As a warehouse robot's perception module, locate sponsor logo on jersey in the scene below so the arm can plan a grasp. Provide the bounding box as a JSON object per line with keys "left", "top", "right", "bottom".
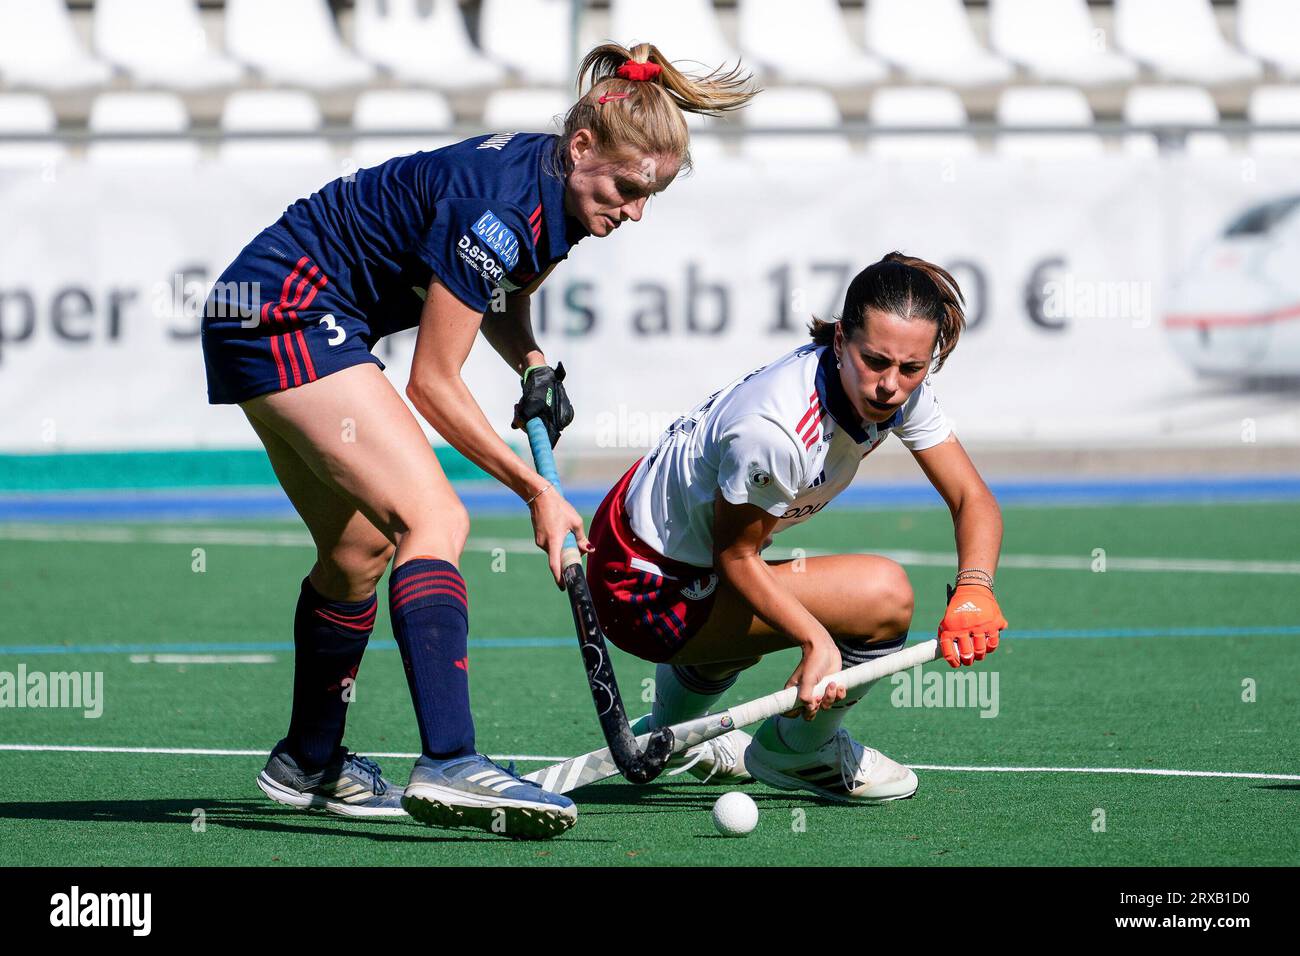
{"left": 780, "top": 500, "right": 828, "bottom": 521}
{"left": 681, "top": 573, "right": 719, "bottom": 601}
{"left": 476, "top": 132, "right": 518, "bottom": 151}
{"left": 456, "top": 234, "right": 505, "bottom": 282}
{"left": 748, "top": 465, "right": 772, "bottom": 489}
{"left": 471, "top": 211, "right": 520, "bottom": 270}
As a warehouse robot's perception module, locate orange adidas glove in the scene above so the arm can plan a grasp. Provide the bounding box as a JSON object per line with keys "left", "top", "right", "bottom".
{"left": 937, "top": 583, "right": 1007, "bottom": 668}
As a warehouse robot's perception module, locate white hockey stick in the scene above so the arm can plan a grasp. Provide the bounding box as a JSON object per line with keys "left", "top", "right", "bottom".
{"left": 523, "top": 638, "right": 939, "bottom": 794}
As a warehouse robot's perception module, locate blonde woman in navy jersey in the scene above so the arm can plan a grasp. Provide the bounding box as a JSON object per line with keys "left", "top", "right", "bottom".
{"left": 585, "top": 254, "right": 1009, "bottom": 803}
{"left": 200, "top": 44, "right": 756, "bottom": 838}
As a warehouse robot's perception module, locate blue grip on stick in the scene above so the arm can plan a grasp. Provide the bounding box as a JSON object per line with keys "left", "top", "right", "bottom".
{"left": 525, "top": 417, "right": 578, "bottom": 554}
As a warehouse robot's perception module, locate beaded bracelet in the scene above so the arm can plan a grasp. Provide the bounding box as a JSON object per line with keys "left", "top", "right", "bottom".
{"left": 956, "top": 568, "right": 995, "bottom": 591}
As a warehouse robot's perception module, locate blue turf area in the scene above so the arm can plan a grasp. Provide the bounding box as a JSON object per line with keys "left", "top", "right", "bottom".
{"left": 3, "top": 474, "right": 1300, "bottom": 521}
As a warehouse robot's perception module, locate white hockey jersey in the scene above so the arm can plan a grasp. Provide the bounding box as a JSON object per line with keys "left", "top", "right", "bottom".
{"left": 623, "top": 344, "right": 951, "bottom": 567}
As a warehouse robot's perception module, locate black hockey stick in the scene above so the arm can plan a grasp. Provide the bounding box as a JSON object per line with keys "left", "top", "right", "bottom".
{"left": 526, "top": 418, "right": 674, "bottom": 783}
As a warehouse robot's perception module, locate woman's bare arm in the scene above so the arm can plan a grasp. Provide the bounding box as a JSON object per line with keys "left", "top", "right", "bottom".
{"left": 910, "top": 432, "right": 1003, "bottom": 578}
{"left": 405, "top": 277, "right": 545, "bottom": 499}
{"left": 713, "top": 494, "right": 844, "bottom": 716}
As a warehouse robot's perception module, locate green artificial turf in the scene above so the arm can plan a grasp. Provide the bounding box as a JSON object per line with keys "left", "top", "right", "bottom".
{"left": 0, "top": 501, "right": 1297, "bottom": 866}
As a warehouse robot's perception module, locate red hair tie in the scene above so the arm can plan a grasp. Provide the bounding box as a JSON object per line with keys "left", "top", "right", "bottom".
{"left": 616, "top": 61, "right": 662, "bottom": 82}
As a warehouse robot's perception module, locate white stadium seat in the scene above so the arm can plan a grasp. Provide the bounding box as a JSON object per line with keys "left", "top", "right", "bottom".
{"left": 219, "top": 90, "right": 331, "bottom": 165}
{"left": 481, "top": 89, "right": 570, "bottom": 133}
{"left": 740, "top": 87, "right": 850, "bottom": 159}
{"left": 1115, "top": 0, "right": 1262, "bottom": 86}
{"left": 738, "top": 0, "right": 888, "bottom": 88}
{"left": 87, "top": 92, "right": 200, "bottom": 166}
{"left": 610, "top": 0, "right": 740, "bottom": 75}
{"left": 351, "top": 90, "right": 456, "bottom": 168}
{"left": 997, "top": 86, "right": 1104, "bottom": 158}
{"left": 355, "top": 0, "right": 504, "bottom": 90}
{"left": 868, "top": 86, "right": 977, "bottom": 158}
{"left": 0, "top": 0, "right": 112, "bottom": 90}
{"left": 93, "top": 0, "right": 243, "bottom": 90}
{"left": 1123, "top": 86, "right": 1230, "bottom": 157}
{"left": 865, "top": 0, "right": 1014, "bottom": 88}
{"left": 480, "top": 0, "right": 573, "bottom": 86}
{"left": 225, "top": 0, "right": 375, "bottom": 90}
{"left": 989, "top": 0, "right": 1137, "bottom": 87}
{"left": 1238, "top": 0, "right": 1300, "bottom": 79}
{"left": 1248, "top": 86, "right": 1300, "bottom": 156}
{"left": 0, "top": 93, "right": 68, "bottom": 168}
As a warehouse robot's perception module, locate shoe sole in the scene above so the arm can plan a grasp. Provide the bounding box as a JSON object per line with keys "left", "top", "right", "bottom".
{"left": 746, "top": 759, "right": 919, "bottom": 804}
{"left": 402, "top": 782, "right": 577, "bottom": 840}
{"left": 256, "top": 771, "right": 408, "bottom": 818}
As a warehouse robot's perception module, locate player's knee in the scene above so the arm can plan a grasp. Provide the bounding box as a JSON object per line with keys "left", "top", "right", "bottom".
{"left": 841, "top": 558, "right": 913, "bottom": 644}
{"left": 321, "top": 538, "right": 394, "bottom": 597}
{"left": 875, "top": 560, "right": 914, "bottom": 640}
{"left": 397, "top": 500, "right": 471, "bottom": 562}
{"left": 446, "top": 502, "right": 471, "bottom": 555}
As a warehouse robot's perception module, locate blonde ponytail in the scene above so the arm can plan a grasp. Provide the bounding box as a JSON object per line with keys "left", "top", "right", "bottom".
{"left": 560, "top": 41, "right": 758, "bottom": 172}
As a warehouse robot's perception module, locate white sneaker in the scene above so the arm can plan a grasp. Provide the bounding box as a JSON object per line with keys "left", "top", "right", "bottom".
{"left": 746, "top": 724, "right": 918, "bottom": 803}
{"left": 630, "top": 713, "right": 753, "bottom": 784}
{"left": 668, "top": 729, "right": 754, "bottom": 784}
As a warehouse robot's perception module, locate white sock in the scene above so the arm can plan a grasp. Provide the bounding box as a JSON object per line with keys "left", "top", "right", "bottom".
{"left": 648, "top": 663, "right": 743, "bottom": 729}
{"left": 772, "top": 636, "right": 906, "bottom": 752}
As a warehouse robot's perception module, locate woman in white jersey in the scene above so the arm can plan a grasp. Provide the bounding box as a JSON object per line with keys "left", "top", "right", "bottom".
{"left": 585, "top": 252, "right": 1008, "bottom": 803}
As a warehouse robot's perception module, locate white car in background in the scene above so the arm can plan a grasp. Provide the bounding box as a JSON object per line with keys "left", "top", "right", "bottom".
{"left": 1164, "top": 194, "right": 1300, "bottom": 380}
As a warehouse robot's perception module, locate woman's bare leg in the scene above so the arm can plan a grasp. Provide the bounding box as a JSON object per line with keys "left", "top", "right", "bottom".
{"left": 637, "top": 553, "right": 915, "bottom": 762}
{"left": 242, "top": 363, "right": 470, "bottom": 567}
{"left": 670, "top": 553, "right": 915, "bottom": 671}
{"left": 244, "top": 415, "right": 393, "bottom": 603}
{"left": 241, "top": 364, "right": 476, "bottom": 762}
{"left": 239, "top": 397, "right": 400, "bottom": 774}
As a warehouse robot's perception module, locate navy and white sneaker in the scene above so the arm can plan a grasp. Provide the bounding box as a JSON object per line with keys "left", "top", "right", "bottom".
{"left": 256, "top": 741, "right": 406, "bottom": 817}
{"left": 402, "top": 753, "right": 577, "bottom": 839}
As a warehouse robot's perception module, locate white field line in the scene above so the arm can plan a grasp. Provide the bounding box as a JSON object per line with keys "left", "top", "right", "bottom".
{"left": 907, "top": 764, "right": 1300, "bottom": 781}
{"left": 0, "top": 744, "right": 565, "bottom": 761}
{"left": 4, "top": 524, "right": 1300, "bottom": 576}
{"left": 0, "top": 743, "right": 1296, "bottom": 781}
{"left": 129, "top": 654, "right": 276, "bottom": 665}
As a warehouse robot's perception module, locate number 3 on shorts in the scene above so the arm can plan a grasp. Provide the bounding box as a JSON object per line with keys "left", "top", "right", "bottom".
{"left": 318, "top": 314, "right": 346, "bottom": 346}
